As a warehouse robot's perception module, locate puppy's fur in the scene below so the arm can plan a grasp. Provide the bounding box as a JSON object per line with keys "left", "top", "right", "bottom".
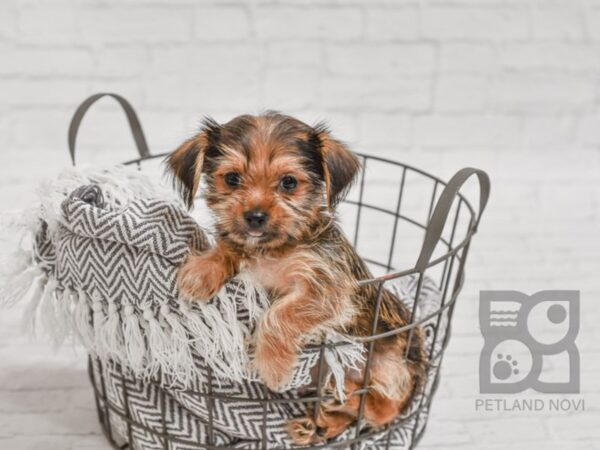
{"left": 166, "top": 113, "right": 426, "bottom": 444}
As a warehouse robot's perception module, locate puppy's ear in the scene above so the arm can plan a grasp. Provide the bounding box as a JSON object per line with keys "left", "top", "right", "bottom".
{"left": 315, "top": 125, "right": 361, "bottom": 207}
{"left": 165, "top": 118, "right": 220, "bottom": 208}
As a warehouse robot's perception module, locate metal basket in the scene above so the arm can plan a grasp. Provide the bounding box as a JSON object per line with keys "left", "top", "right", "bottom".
{"left": 70, "top": 94, "right": 490, "bottom": 450}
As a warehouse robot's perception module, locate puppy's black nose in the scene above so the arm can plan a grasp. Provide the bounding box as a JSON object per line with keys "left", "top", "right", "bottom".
{"left": 244, "top": 210, "right": 268, "bottom": 229}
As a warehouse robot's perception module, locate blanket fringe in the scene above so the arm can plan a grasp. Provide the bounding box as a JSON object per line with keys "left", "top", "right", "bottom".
{"left": 323, "top": 335, "right": 366, "bottom": 402}
{"left": 74, "top": 288, "right": 95, "bottom": 351}
{"left": 40, "top": 280, "right": 65, "bottom": 348}
{"left": 91, "top": 291, "right": 106, "bottom": 359}
{"left": 0, "top": 266, "right": 39, "bottom": 308}
{"left": 160, "top": 302, "right": 194, "bottom": 384}
{"left": 20, "top": 273, "right": 47, "bottom": 336}
{"left": 142, "top": 301, "right": 171, "bottom": 380}
{"left": 123, "top": 299, "right": 147, "bottom": 373}
{"left": 101, "top": 298, "right": 125, "bottom": 361}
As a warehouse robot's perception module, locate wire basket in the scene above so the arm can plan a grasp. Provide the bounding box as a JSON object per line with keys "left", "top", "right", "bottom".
{"left": 71, "top": 94, "right": 490, "bottom": 450}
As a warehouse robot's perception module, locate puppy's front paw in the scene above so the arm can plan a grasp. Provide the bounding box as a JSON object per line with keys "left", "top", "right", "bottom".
{"left": 288, "top": 417, "right": 320, "bottom": 446}
{"left": 253, "top": 336, "right": 297, "bottom": 392}
{"left": 177, "top": 254, "right": 226, "bottom": 302}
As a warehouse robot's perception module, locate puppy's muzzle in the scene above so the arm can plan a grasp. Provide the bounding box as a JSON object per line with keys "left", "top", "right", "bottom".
{"left": 244, "top": 210, "right": 269, "bottom": 229}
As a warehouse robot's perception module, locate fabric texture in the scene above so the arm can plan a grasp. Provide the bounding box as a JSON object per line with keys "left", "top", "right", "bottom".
{"left": 1, "top": 167, "right": 447, "bottom": 449}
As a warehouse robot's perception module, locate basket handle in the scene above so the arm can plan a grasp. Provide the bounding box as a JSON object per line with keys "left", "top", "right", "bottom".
{"left": 68, "top": 93, "right": 150, "bottom": 165}
{"left": 415, "top": 167, "right": 490, "bottom": 272}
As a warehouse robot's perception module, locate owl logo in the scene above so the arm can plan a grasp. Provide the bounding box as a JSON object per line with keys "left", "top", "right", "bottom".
{"left": 479, "top": 290, "right": 579, "bottom": 394}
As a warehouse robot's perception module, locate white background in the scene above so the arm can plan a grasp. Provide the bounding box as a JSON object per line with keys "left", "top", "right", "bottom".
{"left": 0, "top": 1, "right": 599, "bottom": 449}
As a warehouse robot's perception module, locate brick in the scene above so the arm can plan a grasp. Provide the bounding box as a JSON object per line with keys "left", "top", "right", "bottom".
{"left": 422, "top": 6, "right": 529, "bottom": 40}
{"left": 498, "top": 43, "right": 600, "bottom": 72}
{"left": 0, "top": 79, "right": 89, "bottom": 107}
{"left": 0, "top": 47, "right": 94, "bottom": 76}
{"left": 0, "top": 112, "right": 11, "bottom": 150}
{"left": 145, "top": 75, "right": 188, "bottom": 108}
{"left": 17, "top": 5, "right": 78, "bottom": 44}
{"left": 576, "top": 113, "right": 600, "bottom": 147}
{"left": 326, "top": 43, "right": 436, "bottom": 77}
{"left": 0, "top": 349, "right": 91, "bottom": 391}
{"left": 0, "top": 390, "right": 69, "bottom": 413}
{"left": 523, "top": 115, "right": 577, "bottom": 150}
{"left": 584, "top": 6, "right": 600, "bottom": 40}
{"left": 547, "top": 414, "right": 600, "bottom": 440}
{"left": 492, "top": 148, "right": 599, "bottom": 182}
{"left": 440, "top": 43, "right": 496, "bottom": 73}
{"left": 0, "top": 409, "right": 99, "bottom": 437}
{"left": 0, "top": 1, "right": 16, "bottom": 40}
{"left": 532, "top": 3, "right": 585, "bottom": 39}
{"left": 266, "top": 42, "right": 323, "bottom": 67}
{"left": 414, "top": 114, "right": 520, "bottom": 148}
{"left": 80, "top": 7, "right": 193, "bottom": 44}
{"left": 419, "top": 418, "right": 471, "bottom": 446}
{"left": 151, "top": 44, "right": 261, "bottom": 76}
{"left": 358, "top": 113, "right": 412, "bottom": 148}
{"left": 364, "top": 7, "right": 420, "bottom": 40}
{"left": 538, "top": 184, "right": 595, "bottom": 218}
{"left": 295, "top": 111, "right": 359, "bottom": 143}
{"left": 491, "top": 73, "right": 596, "bottom": 113}
{"left": 150, "top": 44, "right": 262, "bottom": 111}
{"left": 71, "top": 435, "right": 112, "bottom": 449}
{"left": 319, "top": 76, "right": 431, "bottom": 112}
{"left": 10, "top": 107, "right": 126, "bottom": 157}
{"left": 194, "top": 6, "right": 250, "bottom": 41}
{"left": 434, "top": 74, "right": 488, "bottom": 112}
{"left": 187, "top": 74, "right": 260, "bottom": 112}
{"left": 467, "top": 418, "right": 548, "bottom": 444}
{"left": 130, "top": 110, "right": 188, "bottom": 151}
{"left": 95, "top": 46, "right": 149, "bottom": 77}
{"left": 0, "top": 436, "right": 76, "bottom": 450}
{"left": 254, "top": 6, "right": 362, "bottom": 40}
{"left": 263, "top": 67, "right": 319, "bottom": 110}
{"left": 89, "top": 79, "right": 145, "bottom": 106}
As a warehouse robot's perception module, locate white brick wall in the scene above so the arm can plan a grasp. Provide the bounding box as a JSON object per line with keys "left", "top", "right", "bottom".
{"left": 1, "top": 1, "right": 599, "bottom": 449}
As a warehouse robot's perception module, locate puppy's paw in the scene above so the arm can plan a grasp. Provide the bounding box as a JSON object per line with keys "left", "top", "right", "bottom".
{"left": 288, "top": 417, "right": 326, "bottom": 446}
{"left": 177, "top": 254, "right": 226, "bottom": 302}
{"left": 253, "top": 337, "right": 297, "bottom": 392}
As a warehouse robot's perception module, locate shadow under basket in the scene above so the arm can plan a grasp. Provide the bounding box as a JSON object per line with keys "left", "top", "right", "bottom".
{"left": 69, "top": 94, "right": 490, "bottom": 450}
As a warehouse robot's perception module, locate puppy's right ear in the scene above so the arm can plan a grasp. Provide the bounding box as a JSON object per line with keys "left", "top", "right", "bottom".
{"left": 165, "top": 119, "right": 219, "bottom": 208}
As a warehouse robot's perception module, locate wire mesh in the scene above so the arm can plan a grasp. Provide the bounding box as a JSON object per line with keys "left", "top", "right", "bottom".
{"left": 88, "top": 152, "right": 481, "bottom": 450}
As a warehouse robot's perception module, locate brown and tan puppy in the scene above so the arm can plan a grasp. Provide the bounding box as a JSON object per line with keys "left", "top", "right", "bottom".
{"left": 166, "top": 113, "right": 427, "bottom": 445}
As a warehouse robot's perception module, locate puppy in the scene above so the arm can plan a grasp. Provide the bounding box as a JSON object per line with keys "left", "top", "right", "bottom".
{"left": 166, "top": 113, "right": 427, "bottom": 444}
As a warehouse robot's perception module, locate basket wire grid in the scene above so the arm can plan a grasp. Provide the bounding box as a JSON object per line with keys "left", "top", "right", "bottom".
{"left": 69, "top": 94, "right": 489, "bottom": 450}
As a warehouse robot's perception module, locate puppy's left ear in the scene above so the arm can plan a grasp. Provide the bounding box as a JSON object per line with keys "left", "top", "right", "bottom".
{"left": 316, "top": 126, "right": 361, "bottom": 207}
{"left": 165, "top": 134, "right": 208, "bottom": 208}
{"left": 166, "top": 118, "right": 221, "bottom": 208}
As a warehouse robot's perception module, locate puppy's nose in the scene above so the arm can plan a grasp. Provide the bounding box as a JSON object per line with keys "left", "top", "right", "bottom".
{"left": 244, "top": 210, "right": 269, "bottom": 229}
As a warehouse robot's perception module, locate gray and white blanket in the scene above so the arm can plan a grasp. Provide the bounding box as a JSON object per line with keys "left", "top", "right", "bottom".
{"left": 0, "top": 167, "right": 446, "bottom": 449}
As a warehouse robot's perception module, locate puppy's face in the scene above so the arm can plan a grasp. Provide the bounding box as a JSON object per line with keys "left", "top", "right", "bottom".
{"left": 167, "top": 113, "right": 360, "bottom": 253}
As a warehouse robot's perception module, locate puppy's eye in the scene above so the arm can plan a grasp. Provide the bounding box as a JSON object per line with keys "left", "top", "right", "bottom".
{"left": 224, "top": 172, "right": 241, "bottom": 187}
{"left": 280, "top": 175, "right": 298, "bottom": 193}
